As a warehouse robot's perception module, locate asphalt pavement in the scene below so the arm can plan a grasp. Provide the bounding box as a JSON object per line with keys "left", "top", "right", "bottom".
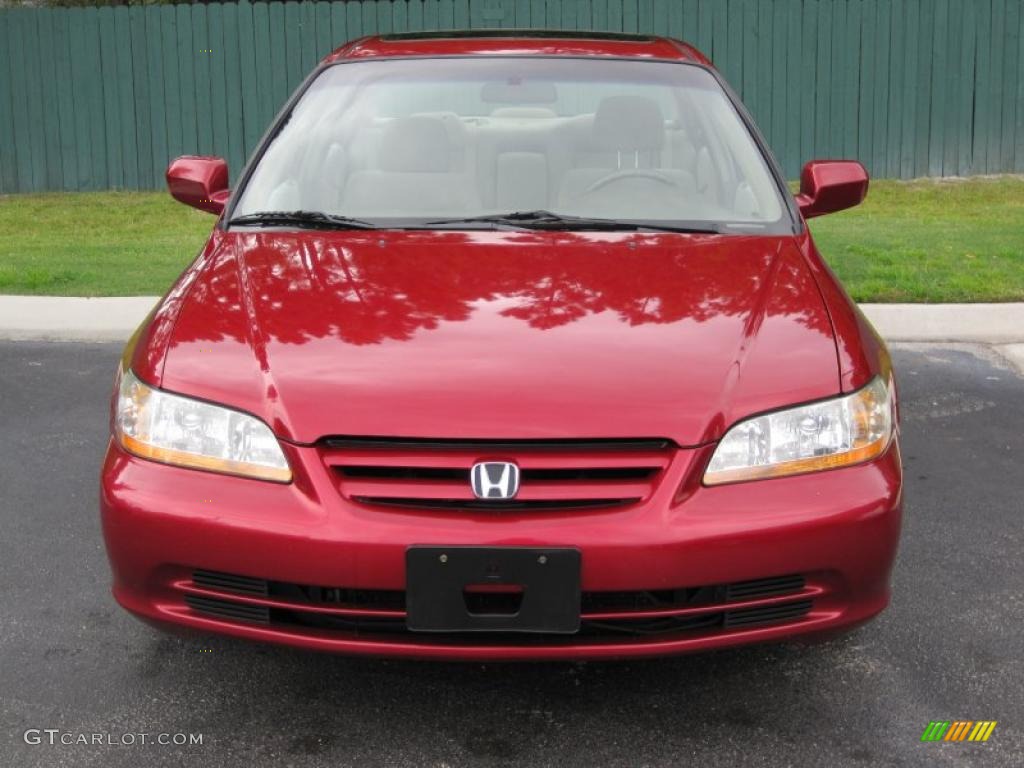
{"left": 1, "top": 341, "right": 1022, "bottom": 768}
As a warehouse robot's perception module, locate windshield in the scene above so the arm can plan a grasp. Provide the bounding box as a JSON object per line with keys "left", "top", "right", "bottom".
{"left": 232, "top": 57, "right": 789, "bottom": 232}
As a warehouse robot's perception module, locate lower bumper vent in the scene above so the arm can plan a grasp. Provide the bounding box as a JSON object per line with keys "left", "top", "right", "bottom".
{"left": 185, "top": 595, "right": 269, "bottom": 624}
{"left": 726, "top": 574, "right": 806, "bottom": 601}
{"left": 723, "top": 599, "right": 814, "bottom": 628}
{"left": 193, "top": 569, "right": 268, "bottom": 596}
{"left": 182, "top": 569, "right": 814, "bottom": 641}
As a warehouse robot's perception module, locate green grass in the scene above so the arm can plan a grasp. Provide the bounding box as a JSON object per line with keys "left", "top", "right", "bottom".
{"left": 1, "top": 177, "right": 1023, "bottom": 300}
{"left": 0, "top": 191, "right": 212, "bottom": 296}
{"left": 807, "top": 176, "right": 1024, "bottom": 302}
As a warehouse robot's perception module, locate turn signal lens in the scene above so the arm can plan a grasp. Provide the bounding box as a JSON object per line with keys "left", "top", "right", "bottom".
{"left": 704, "top": 377, "right": 893, "bottom": 485}
{"left": 114, "top": 369, "right": 292, "bottom": 483}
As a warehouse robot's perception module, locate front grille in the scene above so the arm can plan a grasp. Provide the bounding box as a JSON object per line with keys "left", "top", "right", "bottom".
{"left": 320, "top": 437, "right": 674, "bottom": 512}
{"left": 339, "top": 466, "right": 657, "bottom": 481}
{"left": 182, "top": 570, "right": 815, "bottom": 643}
{"left": 355, "top": 497, "right": 639, "bottom": 511}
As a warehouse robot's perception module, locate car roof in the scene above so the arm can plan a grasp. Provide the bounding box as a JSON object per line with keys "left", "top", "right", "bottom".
{"left": 323, "top": 30, "right": 711, "bottom": 66}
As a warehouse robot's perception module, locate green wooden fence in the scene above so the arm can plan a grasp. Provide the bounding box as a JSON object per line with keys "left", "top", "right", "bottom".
{"left": 1, "top": 0, "right": 1022, "bottom": 193}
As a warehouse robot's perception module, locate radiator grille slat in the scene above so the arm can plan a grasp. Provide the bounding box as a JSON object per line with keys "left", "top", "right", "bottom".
{"left": 322, "top": 437, "right": 673, "bottom": 452}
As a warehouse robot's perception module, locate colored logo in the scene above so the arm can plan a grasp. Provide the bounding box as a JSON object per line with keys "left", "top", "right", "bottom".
{"left": 921, "top": 721, "right": 997, "bottom": 742}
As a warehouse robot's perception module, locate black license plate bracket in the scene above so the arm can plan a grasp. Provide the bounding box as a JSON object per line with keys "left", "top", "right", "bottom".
{"left": 405, "top": 546, "right": 581, "bottom": 634}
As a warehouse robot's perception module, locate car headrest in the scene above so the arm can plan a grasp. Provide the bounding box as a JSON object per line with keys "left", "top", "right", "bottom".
{"left": 593, "top": 95, "right": 664, "bottom": 152}
{"left": 490, "top": 107, "right": 557, "bottom": 119}
{"left": 378, "top": 116, "right": 452, "bottom": 173}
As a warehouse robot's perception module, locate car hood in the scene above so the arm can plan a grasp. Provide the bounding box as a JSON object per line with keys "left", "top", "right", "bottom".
{"left": 157, "top": 230, "right": 839, "bottom": 446}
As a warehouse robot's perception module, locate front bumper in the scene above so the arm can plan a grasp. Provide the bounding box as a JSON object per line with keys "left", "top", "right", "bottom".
{"left": 100, "top": 438, "right": 902, "bottom": 661}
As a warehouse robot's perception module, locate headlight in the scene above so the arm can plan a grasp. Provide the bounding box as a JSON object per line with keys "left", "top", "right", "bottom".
{"left": 704, "top": 376, "right": 893, "bottom": 485}
{"left": 114, "top": 369, "right": 292, "bottom": 483}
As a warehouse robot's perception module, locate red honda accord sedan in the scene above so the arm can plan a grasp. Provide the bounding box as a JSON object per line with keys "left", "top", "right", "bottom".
{"left": 100, "top": 31, "right": 902, "bottom": 661}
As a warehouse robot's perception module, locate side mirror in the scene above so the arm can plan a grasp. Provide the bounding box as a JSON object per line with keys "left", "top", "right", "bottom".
{"left": 795, "top": 160, "right": 868, "bottom": 219}
{"left": 166, "top": 156, "right": 230, "bottom": 215}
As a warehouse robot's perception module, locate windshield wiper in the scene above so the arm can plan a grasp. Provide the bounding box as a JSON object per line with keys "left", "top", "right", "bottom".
{"left": 228, "top": 211, "right": 377, "bottom": 230}
{"left": 423, "top": 210, "right": 721, "bottom": 234}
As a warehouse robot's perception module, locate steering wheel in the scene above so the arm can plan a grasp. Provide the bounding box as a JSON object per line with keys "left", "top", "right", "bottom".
{"left": 585, "top": 169, "right": 681, "bottom": 195}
